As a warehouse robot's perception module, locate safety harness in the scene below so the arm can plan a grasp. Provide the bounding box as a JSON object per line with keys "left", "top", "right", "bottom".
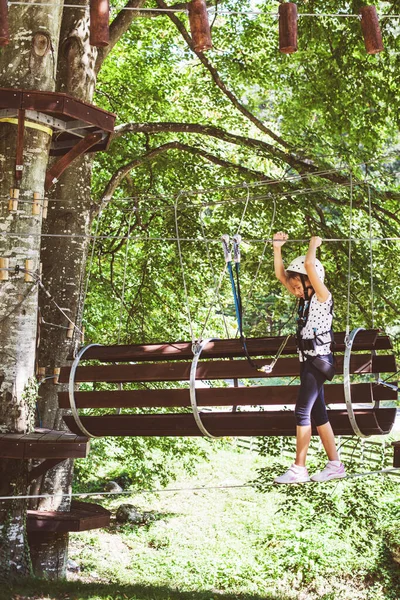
{"left": 295, "top": 279, "right": 335, "bottom": 361}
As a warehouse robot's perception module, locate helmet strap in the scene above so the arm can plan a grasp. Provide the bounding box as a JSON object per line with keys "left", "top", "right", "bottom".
{"left": 299, "top": 273, "right": 313, "bottom": 299}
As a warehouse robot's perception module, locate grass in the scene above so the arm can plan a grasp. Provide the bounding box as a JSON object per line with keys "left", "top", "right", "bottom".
{"left": 5, "top": 443, "right": 400, "bottom": 600}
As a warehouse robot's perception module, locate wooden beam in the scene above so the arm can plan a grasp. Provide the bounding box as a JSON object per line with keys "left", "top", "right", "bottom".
{"left": 0, "top": 430, "right": 89, "bottom": 459}
{"left": 45, "top": 131, "right": 103, "bottom": 190}
{"left": 59, "top": 354, "right": 396, "bottom": 384}
{"left": 15, "top": 108, "right": 25, "bottom": 181}
{"left": 360, "top": 5, "right": 384, "bottom": 54}
{"left": 63, "top": 407, "right": 397, "bottom": 438}
{"left": 279, "top": 3, "right": 298, "bottom": 54}
{"left": 67, "top": 330, "right": 390, "bottom": 362}
{"left": 58, "top": 382, "right": 397, "bottom": 409}
{"left": 90, "top": 0, "right": 110, "bottom": 48}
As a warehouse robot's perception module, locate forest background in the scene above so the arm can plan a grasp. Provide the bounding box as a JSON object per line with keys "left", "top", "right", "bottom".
{"left": 0, "top": 0, "right": 399, "bottom": 588}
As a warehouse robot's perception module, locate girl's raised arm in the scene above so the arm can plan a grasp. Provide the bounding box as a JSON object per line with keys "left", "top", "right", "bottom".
{"left": 304, "top": 237, "right": 330, "bottom": 302}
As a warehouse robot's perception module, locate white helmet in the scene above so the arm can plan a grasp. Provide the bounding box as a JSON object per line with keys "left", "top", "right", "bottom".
{"left": 286, "top": 255, "right": 325, "bottom": 282}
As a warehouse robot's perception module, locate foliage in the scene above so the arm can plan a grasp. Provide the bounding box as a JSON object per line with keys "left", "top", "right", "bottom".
{"left": 73, "top": 435, "right": 213, "bottom": 491}
{"left": 78, "top": 0, "right": 400, "bottom": 504}
{"left": 8, "top": 447, "right": 400, "bottom": 600}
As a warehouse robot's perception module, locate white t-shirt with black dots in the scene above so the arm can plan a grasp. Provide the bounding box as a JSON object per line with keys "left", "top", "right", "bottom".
{"left": 299, "top": 292, "right": 333, "bottom": 361}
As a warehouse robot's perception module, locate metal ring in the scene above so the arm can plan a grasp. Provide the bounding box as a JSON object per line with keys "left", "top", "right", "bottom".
{"left": 343, "top": 327, "right": 370, "bottom": 438}
{"left": 190, "top": 338, "right": 221, "bottom": 439}
{"left": 68, "top": 343, "right": 102, "bottom": 439}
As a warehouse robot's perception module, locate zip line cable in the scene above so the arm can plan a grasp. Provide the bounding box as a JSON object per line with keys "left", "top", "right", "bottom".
{"left": 2, "top": 232, "right": 400, "bottom": 243}
{"left": 0, "top": 467, "right": 398, "bottom": 502}
{"left": 7, "top": 2, "right": 400, "bottom": 19}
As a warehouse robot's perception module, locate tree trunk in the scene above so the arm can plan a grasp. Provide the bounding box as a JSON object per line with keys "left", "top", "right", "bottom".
{"left": 30, "top": 2, "right": 98, "bottom": 578}
{"left": 0, "top": 3, "right": 62, "bottom": 583}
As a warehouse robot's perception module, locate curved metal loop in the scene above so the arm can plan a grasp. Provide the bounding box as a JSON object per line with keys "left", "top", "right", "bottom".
{"left": 190, "top": 338, "right": 221, "bottom": 439}
{"left": 68, "top": 343, "right": 103, "bottom": 439}
{"left": 343, "top": 327, "right": 370, "bottom": 438}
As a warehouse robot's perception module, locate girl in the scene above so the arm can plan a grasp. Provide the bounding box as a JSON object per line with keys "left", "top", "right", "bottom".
{"left": 272, "top": 232, "right": 345, "bottom": 483}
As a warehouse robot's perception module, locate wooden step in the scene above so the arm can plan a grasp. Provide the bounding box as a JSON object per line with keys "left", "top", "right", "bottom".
{"left": 58, "top": 382, "right": 397, "bottom": 409}
{"left": 68, "top": 330, "right": 390, "bottom": 362}
{"left": 27, "top": 500, "right": 110, "bottom": 533}
{"left": 0, "top": 429, "right": 89, "bottom": 459}
{"left": 59, "top": 354, "right": 396, "bottom": 384}
{"left": 63, "top": 407, "right": 397, "bottom": 438}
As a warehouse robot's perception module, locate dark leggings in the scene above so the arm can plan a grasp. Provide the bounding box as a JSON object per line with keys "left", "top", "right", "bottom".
{"left": 294, "top": 354, "right": 333, "bottom": 427}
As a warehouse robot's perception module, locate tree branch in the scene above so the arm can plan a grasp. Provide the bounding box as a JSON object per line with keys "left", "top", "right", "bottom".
{"left": 99, "top": 140, "right": 271, "bottom": 207}
{"left": 113, "top": 121, "right": 353, "bottom": 185}
{"left": 155, "top": 0, "right": 291, "bottom": 150}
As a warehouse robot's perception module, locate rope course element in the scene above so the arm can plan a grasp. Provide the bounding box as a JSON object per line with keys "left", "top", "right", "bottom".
{"left": 343, "top": 327, "right": 369, "bottom": 439}
{"left": 6, "top": 2, "right": 400, "bottom": 18}
{"left": 367, "top": 184, "right": 375, "bottom": 328}
{"left": 68, "top": 343, "right": 103, "bottom": 439}
{"left": 190, "top": 338, "right": 220, "bottom": 439}
{"left": 345, "top": 172, "right": 354, "bottom": 340}
{"left": 0, "top": 467, "right": 398, "bottom": 502}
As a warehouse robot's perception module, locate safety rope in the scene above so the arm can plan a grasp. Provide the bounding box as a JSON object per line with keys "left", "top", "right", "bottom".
{"left": 345, "top": 172, "right": 353, "bottom": 342}
{"left": 0, "top": 466, "right": 398, "bottom": 502}
{"left": 367, "top": 184, "right": 375, "bottom": 329}
{"left": 80, "top": 204, "right": 105, "bottom": 330}
{"left": 174, "top": 191, "right": 195, "bottom": 343}
{"left": 244, "top": 193, "right": 277, "bottom": 313}
{"left": 198, "top": 209, "right": 230, "bottom": 340}
{"left": 117, "top": 211, "right": 134, "bottom": 345}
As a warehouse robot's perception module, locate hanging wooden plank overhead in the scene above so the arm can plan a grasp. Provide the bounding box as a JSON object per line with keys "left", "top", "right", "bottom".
{"left": 279, "top": 3, "right": 298, "bottom": 54}
{"left": 90, "top": 0, "right": 110, "bottom": 47}
{"left": 188, "top": 0, "right": 212, "bottom": 52}
{"left": 360, "top": 6, "right": 384, "bottom": 54}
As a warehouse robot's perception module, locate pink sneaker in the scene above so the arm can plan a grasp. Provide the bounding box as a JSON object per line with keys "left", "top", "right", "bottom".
{"left": 274, "top": 464, "right": 310, "bottom": 484}
{"left": 310, "top": 461, "right": 346, "bottom": 482}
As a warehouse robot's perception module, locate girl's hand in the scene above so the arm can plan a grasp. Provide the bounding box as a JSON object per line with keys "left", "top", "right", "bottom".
{"left": 309, "top": 236, "right": 322, "bottom": 248}
{"left": 273, "top": 232, "right": 288, "bottom": 247}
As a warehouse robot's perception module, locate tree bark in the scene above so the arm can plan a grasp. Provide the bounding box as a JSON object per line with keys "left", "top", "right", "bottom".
{"left": 30, "top": 2, "right": 98, "bottom": 578}
{"left": 0, "top": 2, "right": 63, "bottom": 583}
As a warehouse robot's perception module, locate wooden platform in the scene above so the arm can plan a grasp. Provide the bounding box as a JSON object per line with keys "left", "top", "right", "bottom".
{"left": 27, "top": 500, "right": 110, "bottom": 533}
{"left": 0, "top": 87, "right": 115, "bottom": 155}
{"left": 0, "top": 429, "right": 89, "bottom": 459}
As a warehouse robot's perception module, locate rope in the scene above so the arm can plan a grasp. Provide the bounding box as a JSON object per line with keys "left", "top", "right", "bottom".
{"left": 117, "top": 211, "right": 134, "bottom": 345}
{"left": 235, "top": 182, "right": 250, "bottom": 236}
{"left": 174, "top": 191, "right": 195, "bottom": 343}
{"left": 0, "top": 467, "right": 398, "bottom": 502}
{"left": 367, "top": 185, "right": 375, "bottom": 329}
{"left": 7, "top": 3, "right": 400, "bottom": 18}
{"left": 1, "top": 233, "right": 400, "bottom": 245}
{"left": 80, "top": 205, "right": 105, "bottom": 327}
{"left": 198, "top": 209, "right": 230, "bottom": 340}
{"left": 345, "top": 172, "right": 353, "bottom": 340}
{"left": 244, "top": 193, "right": 277, "bottom": 313}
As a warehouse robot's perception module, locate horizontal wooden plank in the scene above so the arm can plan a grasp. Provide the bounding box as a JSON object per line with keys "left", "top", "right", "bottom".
{"left": 68, "top": 330, "right": 390, "bottom": 362}
{"left": 59, "top": 354, "right": 396, "bottom": 384}
{"left": 27, "top": 501, "right": 110, "bottom": 533}
{"left": 0, "top": 440, "right": 25, "bottom": 458}
{"left": 63, "top": 407, "right": 396, "bottom": 438}
{"left": 24, "top": 442, "right": 89, "bottom": 460}
{"left": 0, "top": 430, "right": 89, "bottom": 459}
{"left": 57, "top": 382, "right": 397, "bottom": 409}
